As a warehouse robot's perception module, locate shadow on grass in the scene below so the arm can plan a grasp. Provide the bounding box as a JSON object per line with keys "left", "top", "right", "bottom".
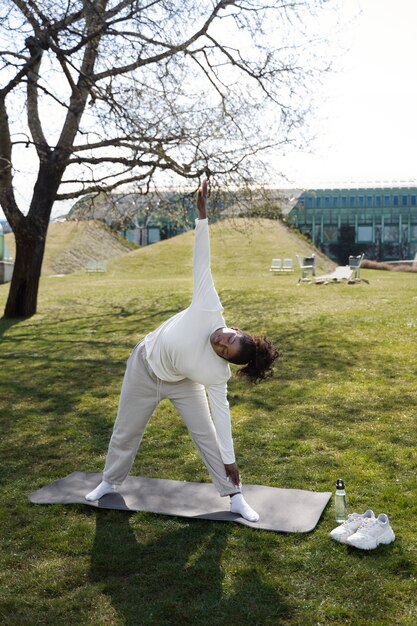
{"left": 0, "top": 315, "right": 24, "bottom": 338}
{"left": 0, "top": 303, "right": 181, "bottom": 346}
{"left": 90, "top": 511, "right": 293, "bottom": 625}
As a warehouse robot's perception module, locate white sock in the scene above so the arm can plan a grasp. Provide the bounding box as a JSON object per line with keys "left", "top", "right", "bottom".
{"left": 230, "top": 493, "right": 259, "bottom": 522}
{"left": 85, "top": 480, "right": 117, "bottom": 501}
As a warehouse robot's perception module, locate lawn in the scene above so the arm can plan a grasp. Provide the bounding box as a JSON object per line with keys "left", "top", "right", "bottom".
{"left": 0, "top": 219, "right": 416, "bottom": 625}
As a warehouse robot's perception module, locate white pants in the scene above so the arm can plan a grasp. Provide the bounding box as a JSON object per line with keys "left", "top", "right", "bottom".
{"left": 103, "top": 342, "right": 240, "bottom": 497}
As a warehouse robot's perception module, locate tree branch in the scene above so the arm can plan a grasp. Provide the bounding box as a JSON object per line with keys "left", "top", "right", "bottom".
{"left": 25, "top": 36, "right": 50, "bottom": 159}
{"left": 92, "top": 0, "right": 236, "bottom": 80}
{"left": 11, "top": 0, "right": 41, "bottom": 34}
{"left": 56, "top": 168, "right": 159, "bottom": 200}
{"left": 55, "top": 0, "right": 107, "bottom": 154}
{"left": 0, "top": 97, "right": 24, "bottom": 230}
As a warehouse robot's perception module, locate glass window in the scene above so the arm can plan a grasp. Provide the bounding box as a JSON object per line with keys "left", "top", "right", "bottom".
{"left": 316, "top": 197, "right": 321, "bottom": 208}
{"left": 375, "top": 195, "right": 381, "bottom": 207}
{"left": 358, "top": 196, "right": 364, "bottom": 208}
{"left": 410, "top": 225, "right": 417, "bottom": 241}
{"left": 367, "top": 196, "right": 373, "bottom": 207}
{"left": 393, "top": 195, "right": 399, "bottom": 206}
{"left": 402, "top": 195, "right": 408, "bottom": 206}
{"left": 341, "top": 196, "right": 347, "bottom": 208}
{"left": 323, "top": 225, "right": 338, "bottom": 242}
{"left": 147, "top": 227, "right": 161, "bottom": 243}
{"left": 384, "top": 195, "right": 391, "bottom": 206}
{"left": 384, "top": 224, "right": 399, "bottom": 242}
{"left": 298, "top": 197, "right": 305, "bottom": 206}
{"left": 332, "top": 196, "right": 338, "bottom": 208}
{"left": 357, "top": 225, "right": 373, "bottom": 242}
{"left": 307, "top": 196, "right": 313, "bottom": 208}
{"left": 349, "top": 196, "right": 355, "bottom": 208}
{"left": 411, "top": 195, "right": 416, "bottom": 207}
{"left": 325, "top": 196, "right": 330, "bottom": 208}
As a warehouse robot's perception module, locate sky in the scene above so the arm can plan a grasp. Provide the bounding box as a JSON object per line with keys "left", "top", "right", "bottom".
{"left": 2, "top": 0, "right": 417, "bottom": 222}
{"left": 283, "top": 0, "right": 417, "bottom": 188}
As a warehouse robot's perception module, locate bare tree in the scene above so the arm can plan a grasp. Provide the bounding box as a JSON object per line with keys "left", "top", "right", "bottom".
{"left": 0, "top": 0, "right": 335, "bottom": 318}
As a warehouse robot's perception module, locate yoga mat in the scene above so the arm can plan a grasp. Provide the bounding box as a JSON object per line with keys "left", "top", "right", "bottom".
{"left": 29, "top": 472, "right": 332, "bottom": 533}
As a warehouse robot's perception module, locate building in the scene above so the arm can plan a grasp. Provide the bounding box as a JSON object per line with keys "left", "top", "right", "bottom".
{"left": 68, "top": 191, "right": 206, "bottom": 246}
{"left": 287, "top": 186, "right": 417, "bottom": 263}
{"left": 0, "top": 222, "right": 14, "bottom": 284}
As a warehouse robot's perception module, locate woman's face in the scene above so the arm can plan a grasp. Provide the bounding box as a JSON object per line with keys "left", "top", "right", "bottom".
{"left": 210, "top": 327, "right": 242, "bottom": 361}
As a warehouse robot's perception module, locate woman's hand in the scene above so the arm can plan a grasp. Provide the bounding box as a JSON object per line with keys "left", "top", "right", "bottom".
{"left": 197, "top": 178, "right": 208, "bottom": 219}
{"left": 224, "top": 462, "right": 241, "bottom": 488}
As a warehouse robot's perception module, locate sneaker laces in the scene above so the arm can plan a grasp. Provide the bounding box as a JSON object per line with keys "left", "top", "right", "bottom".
{"left": 341, "top": 513, "right": 360, "bottom": 527}
{"left": 356, "top": 517, "right": 375, "bottom": 531}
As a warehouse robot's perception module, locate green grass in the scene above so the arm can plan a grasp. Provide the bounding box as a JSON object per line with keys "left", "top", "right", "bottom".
{"left": 1, "top": 219, "right": 416, "bottom": 625}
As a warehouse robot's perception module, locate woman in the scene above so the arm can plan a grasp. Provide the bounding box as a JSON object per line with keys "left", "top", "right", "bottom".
{"left": 86, "top": 180, "right": 279, "bottom": 522}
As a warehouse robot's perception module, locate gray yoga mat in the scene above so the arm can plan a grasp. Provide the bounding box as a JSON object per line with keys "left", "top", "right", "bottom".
{"left": 29, "top": 471, "right": 332, "bottom": 533}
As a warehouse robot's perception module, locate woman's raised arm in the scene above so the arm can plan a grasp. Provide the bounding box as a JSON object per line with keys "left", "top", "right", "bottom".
{"left": 197, "top": 179, "right": 208, "bottom": 219}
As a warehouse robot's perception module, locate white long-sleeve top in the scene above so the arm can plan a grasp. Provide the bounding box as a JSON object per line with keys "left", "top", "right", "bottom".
{"left": 144, "top": 218, "right": 235, "bottom": 463}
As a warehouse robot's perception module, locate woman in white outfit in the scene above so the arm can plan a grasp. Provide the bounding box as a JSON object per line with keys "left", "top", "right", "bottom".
{"left": 86, "top": 180, "right": 279, "bottom": 521}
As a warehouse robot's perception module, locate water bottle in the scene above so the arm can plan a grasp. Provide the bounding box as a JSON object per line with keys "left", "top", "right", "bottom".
{"left": 335, "top": 478, "right": 347, "bottom": 523}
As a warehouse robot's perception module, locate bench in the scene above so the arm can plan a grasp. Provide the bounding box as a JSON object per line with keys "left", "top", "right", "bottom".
{"left": 270, "top": 258, "right": 294, "bottom": 273}
{"left": 86, "top": 260, "right": 107, "bottom": 273}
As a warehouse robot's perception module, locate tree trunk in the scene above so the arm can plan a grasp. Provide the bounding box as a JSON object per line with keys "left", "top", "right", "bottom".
{"left": 4, "top": 226, "right": 47, "bottom": 318}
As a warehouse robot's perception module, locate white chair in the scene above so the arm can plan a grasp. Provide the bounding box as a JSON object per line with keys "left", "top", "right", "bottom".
{"left": 348, "top": 254, "right": 364, "bottom": 281}
{"left": 296, "top": 254, "right": 315, "bottom": 281}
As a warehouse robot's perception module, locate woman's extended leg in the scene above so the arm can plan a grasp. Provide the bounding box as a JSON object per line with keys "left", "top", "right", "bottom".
{"left": 168, "top": 380, "right": 259, "bottom": 521}
{"left": 86, "top": 343, "right": 157, "bottom": 500}
{"left": 169, "top": 381, "right": 237, "bottom": 496}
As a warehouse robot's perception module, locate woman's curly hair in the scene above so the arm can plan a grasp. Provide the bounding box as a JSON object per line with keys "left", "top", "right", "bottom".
{"left": 227, "top": 332, "right": 280, "bottom": 384}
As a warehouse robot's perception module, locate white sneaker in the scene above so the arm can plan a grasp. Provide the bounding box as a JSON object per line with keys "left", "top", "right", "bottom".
{"left": 329, "top": 509, "right": 375, "bottom": 544}
{"left": 346, "top": 513, "right": 395, "bottom": 550}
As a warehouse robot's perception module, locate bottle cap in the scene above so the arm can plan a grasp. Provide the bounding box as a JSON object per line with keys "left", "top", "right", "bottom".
{"left": 336, "top": 478, "right": 345, "bottom": 490}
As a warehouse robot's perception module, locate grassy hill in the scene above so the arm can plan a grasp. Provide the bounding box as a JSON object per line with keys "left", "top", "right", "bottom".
{"left": 4, "top": 220, "right": 133, "bottom": 275}
{"left": 2, "top": 220, "right": 415, "bottom": 625}
{"left": 4, "top": 217, "right": 334, "bottom": 280}
{"left": 107, "top": 217, "right": 334, "bottom": 280}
